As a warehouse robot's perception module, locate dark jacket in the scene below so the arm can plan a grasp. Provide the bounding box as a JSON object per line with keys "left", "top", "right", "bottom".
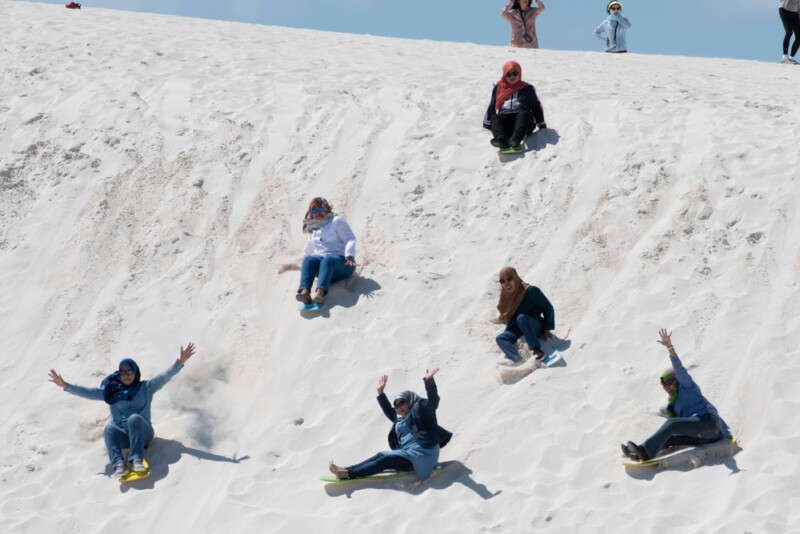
{"left": 377, "top": 377, "right": 453, "bottom": 450}
{"left": 483, "top": 84, "right": 546, "bottom": 130}
{"left": 506, "top": 285, "right": 555, "bottom": 332}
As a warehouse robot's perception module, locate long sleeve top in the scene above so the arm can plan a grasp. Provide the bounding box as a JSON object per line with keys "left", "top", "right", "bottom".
{"left": 505, "top": 285, "right": 555, "bottom": 332}
{"left": 483, "top": 85, "right": 546, "bottom": 130}
{"left": 593, "top": 15, "right": 631, "bottom": 52}
{"left": 501, "top": 2, "right": 545, "bottom": 48}
{"left": 670, "top": 352, "right": 731, "bottom": 435}
{"left": 377, "top": 378, "right": 453, "bottom": 450}
{"left": 64, "top": 360, "right": 183, "bottom": 427}
{"left": 303, "top": 215, "right": 357, "bottom": 259}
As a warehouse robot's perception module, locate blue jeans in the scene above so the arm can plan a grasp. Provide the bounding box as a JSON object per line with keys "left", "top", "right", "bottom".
{"left": 642, "top": 412, "right": 722, "bottom": 459}
{"left": 298, "top": 255, "right": 355, "bottom": 293}
{"left": 495, "top": 314, "right": 544, "bottom": 361}
{"left": 347, "top": 452, "right": 413, "bottom": 478}
{"left": 103, "top": 414, "right": 155, "bottom": 466}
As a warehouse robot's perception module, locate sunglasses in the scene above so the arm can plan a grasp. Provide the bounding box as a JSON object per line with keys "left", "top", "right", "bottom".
{"left": 310, "top": 207, "right": 325, "bottom": 214}
{"left": 505, "top": 70, "right": 519, "bottom": 78}
{"left": 660, "top": 377, "right": 675, "bottom": 386}
{"left": 499, "top": 277, "right": 514, "bottom": 284}
{"left": 611, "top": 8, "right": 620, "bottom": 13}
{"left": 120, "top": 368, "right": 135, "bottom": 376}
{"left": 393, "top": 399, "right": 408, "bottom": 409}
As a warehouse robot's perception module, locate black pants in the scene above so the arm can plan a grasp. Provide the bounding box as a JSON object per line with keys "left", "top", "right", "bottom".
{"left": 780, "top": 8, "right": 800, "bottom": 56}
{"left": 491, "top": 111, "right": 534, "bottom": 143}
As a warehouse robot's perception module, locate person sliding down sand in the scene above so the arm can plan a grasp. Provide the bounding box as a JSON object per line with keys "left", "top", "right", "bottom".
{"left": 296, "top": 197, "right": 357, "bottom": 305}
{"left": 621, "top": 329, "right": 731, "bottom": 462}
{"left": 48, "top": 343, "right": 196, "bottom": 478}
{"left": 329, "top": 368, "right": 452, "bottom": 480}
{"left": 494, "top": 267, "right": 555, "bottom": 366}
{"left": 482, "top": 61, "right": 546, "bottom": 150}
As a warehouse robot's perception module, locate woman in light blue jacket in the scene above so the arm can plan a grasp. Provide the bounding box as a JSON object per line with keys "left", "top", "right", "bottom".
{"left": 593, "top": 1, "right": 631, "bottom": 53}
{"left": 48, "top": 343, "right": 195, "bottom": 477}
{"left": 621, "top": 330, "right": 730, "bottom": 462}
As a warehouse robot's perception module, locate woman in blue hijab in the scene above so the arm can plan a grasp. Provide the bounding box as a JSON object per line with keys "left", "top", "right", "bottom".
{"left": 48, "top": 343, "right": 195, "bottom": 478}
{"left": 329, "top": 368, "right": 453, "bottom": 481}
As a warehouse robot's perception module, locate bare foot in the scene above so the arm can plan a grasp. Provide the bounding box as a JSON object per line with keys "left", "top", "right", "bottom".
{"left": 328, "top": 461, "right": 349, "bottom": 479}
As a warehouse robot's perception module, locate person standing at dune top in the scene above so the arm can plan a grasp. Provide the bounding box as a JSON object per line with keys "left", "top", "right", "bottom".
{"left": 48, "top": 343, "right": 196, "bottom": 478}
{"left": 482, "top": 61, "right": 547, "bottom": 150}
{"left": 296, "top": 197, "right": 357, "bottom": 306}
{"left": 329, "top": 368, "right": 452, "bottom": 481}
{"left": 494, "top": 267, "right": 555, "bottom": 365}
{"left": 593, "top": 1, "right": 631, "bottom": 53}
{"left": 621, "top": 329, "right": 731, "bottom": 462}
{"left": 779, "top": 0, "right": 800, "bottom": 64}
{"left": 501, "top": 0, "right": 546, "bottom": 49}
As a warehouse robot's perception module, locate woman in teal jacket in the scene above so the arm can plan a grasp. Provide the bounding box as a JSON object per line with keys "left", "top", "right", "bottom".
{"left": 621, "top": 330, "right": 730, "bottom": 461}
{"left": 48, "top": 343, "right": 195, "bottom": 477}
{"left": 329, "top": 368, "right": 452, "bottom": 480}
{"left": 495, "top": 266, "right": 555, "bottom": 364}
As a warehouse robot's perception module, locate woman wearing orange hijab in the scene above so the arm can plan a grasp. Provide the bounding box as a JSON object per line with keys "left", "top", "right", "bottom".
{"left": 482, "top": 61, "right": 546, "bottom": 149}
{"left": 495, "top": 267, "right": 555, "bottom": 365}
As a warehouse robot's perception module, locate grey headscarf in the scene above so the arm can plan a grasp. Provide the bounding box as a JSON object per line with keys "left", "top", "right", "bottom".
{"left": 393, "top": 390, "right": 422, "bottom": 419}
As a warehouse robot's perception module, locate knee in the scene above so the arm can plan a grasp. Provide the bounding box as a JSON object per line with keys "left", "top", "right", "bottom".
{"left": 103, "top": 424, "right": 118, "bottom": 439}
{"left": 127, "top": 414, "right": 145, "bottom": 429}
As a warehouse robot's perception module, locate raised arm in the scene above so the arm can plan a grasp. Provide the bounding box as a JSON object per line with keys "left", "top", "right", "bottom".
{"left": 657, "top": 329, "right": 697, "bottom": 387}
{"left": 148, "top": 343, "right": 194, "bottom": 394}
{"left": 422, "top": 368, "right": 441, "bottom": 411}
{"left": 501, "top": 1, "right": 514, "bottom": 21}
{"left": 534, "top": 0, "right": 545, "bottom": 15}
{"left": 376, "top": 374, "right": 398, "bottom": 422}
{"left": 50, "top": 369, "right": 105, "bottom": 401}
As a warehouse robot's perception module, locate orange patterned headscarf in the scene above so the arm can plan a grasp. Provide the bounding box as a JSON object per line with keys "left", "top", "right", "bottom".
{"left": 496, "top": 266, "right": 530, "bottom": 323}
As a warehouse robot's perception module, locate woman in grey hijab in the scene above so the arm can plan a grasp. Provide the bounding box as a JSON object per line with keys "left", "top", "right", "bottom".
{"left": 329, "top": 368, "right": 452, "bottom": 480}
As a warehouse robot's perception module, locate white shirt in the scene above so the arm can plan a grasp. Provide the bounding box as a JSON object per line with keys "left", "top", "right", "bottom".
{"left": 303, "top": 216, "right": 357, "bottom": 259}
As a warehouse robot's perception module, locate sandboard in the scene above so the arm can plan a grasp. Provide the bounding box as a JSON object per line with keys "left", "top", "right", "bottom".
{"left": 621, "top": 436, "right": 738, "bottom": 468}
{"left": 497, "top": 146, "right": 523, "bottom": 155}
{"left": 320, "top": 466, "right": 442, "bottom": 483}
{"left": 119, "top": 459, "right": 150, "bottom": 482}
{"left": 298, "top": 303, "right": 325, "bottom": 313}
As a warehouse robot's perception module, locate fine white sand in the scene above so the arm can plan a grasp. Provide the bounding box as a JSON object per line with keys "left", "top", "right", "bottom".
{"left": 2, "top": 1, "right": 800, "bottom": 532}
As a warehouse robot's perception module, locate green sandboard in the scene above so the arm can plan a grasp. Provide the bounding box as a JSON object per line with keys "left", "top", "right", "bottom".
{"left": 621, "top": 436, "right": 738, "bottom": 467}
{"left": 320, "top": 466, "right": 442, "bottom": 483}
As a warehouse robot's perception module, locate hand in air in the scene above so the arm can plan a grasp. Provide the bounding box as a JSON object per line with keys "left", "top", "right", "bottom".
{"left": 657, "top": 329, "right": 673, "bottom": 348}
{"left": 377, "top": 374, "right": 388, "bottom": 395}
{"left": 48, "top": 369, "right": 68, "bottom": 389}
{"left": 178, "top": 342, "right": 196, "bottom": 365}
{"left": 424, "top": 368, "right": 440, "bottom": 380}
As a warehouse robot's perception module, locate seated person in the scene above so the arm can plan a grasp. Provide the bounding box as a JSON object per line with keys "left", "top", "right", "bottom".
{"left": 482, "top": 61, "right": 546, "bottom": 149}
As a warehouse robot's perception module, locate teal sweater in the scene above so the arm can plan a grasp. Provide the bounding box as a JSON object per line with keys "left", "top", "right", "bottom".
{"left": 506, "top": 286, "right": 555, "bottom": 331}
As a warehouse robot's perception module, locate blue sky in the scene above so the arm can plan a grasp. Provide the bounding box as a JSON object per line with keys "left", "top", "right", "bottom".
{"left": 36, "top": 0, "right": 784, "bottom": 62}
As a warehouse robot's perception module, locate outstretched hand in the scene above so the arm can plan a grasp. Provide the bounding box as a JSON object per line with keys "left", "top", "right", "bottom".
{"left": 377, "top": 374, "right": 388, "bottom": 395}
{"left": 178, "top": 342, "right": 196, "bottom": 365}
{"left": 657, "top": 329, "right": 673, "bottom": 349}
{"left": 48, "top": 369, "right": 67, "bottom": 389}
{"left": 424, "top": 368, "right": 440, "bottom": 380}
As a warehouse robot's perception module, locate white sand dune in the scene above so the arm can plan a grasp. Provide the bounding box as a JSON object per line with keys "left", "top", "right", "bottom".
{"left": 2, "top": 1, "right": 800, "bottom": 532}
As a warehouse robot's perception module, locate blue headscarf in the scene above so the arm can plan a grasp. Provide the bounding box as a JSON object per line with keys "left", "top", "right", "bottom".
{"left": 101, "top": 358, "right": 143, "bottom": 405}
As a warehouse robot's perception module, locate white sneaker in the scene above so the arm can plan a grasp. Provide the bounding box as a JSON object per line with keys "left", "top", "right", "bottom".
{"left": 131, "top": 458, "right": 146, "bottom": 473}
{"left": 113, "top": 462, "right": 127, "bottom": 478}
{"left": 781, "top": 56, "right": 798, "bottom": 64}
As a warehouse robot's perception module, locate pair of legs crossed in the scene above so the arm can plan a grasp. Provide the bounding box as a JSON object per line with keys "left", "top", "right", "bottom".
{"left": 496, "top": 314, "right": 544, "bottom": 362}
{"left": 298, "top": 255, "right": 355, "bottom": 295}
{"left": 491, "top": 111, "right": 533, "bottom": 147}
{"left": 641, "top": 412, "right": 722, "bottom": 460}
{"left": 104, "top": 414, "right": 154, "bottom": 467}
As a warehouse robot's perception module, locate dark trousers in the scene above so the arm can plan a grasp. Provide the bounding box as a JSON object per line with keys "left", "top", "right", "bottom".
{"left": 780, "top": 8, "right": 800, "bottom": 56}
{"left": 642, "top": 412, "right": 722, "bottom": 459}
{"left": 490, "top": 111, "right": 533, "bottom": 143}
{"left": 347, "top": 452, "right": 413, "bottom": 478}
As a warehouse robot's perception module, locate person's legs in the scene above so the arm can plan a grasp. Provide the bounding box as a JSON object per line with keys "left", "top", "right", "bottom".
{"left": 126, "top": 414, "right": 155, "bottom": 461}
{"left": 641, "top": 413, "right": 721, "bottom": 459}
{"left": 491, "top": 114, "right": 515, "bottom": 145}
{"left": 516, "top": 314, "right": 544, "bottom": 351}
{"left": 510, "top": 111, "right": 534, "bottom": 145}
{"left": 791, "top": 13, "right": 800, "bottom": 57}
{"left": 298, "top": 255, "right": 322, "bottom": 292}
{"left": 496, "top": 327, "right": 523, "bottom": 361}
{"left": 346, "top": 452, "right": 414, "bottom": 478}
{"left": 317, "top": 255, "right": 355, "bottom": 292}
{"left": 780, "top": 8, "right": 794, "bottom": 56}
{"left": 103, "top": 423, "right": 129, "bottom": 467}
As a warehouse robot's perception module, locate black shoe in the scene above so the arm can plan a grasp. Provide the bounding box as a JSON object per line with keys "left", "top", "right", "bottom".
{"left": 620, "top": 443, "right": 638, "bottom": 461}
{"left": 490, "top": 138, "right": 508, "bottom": 149}
{"left": 627, "top": 441, "right": 650, "bottom": 461}
{"left": 509, "top": 137, "right": 521, "bottom": 148}
{"left": 532, "top": 347, "right": 545, "bottom": 360}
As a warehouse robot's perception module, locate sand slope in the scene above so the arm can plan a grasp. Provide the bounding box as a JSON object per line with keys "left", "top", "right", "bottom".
{"left": 2, "top": 1, "right": 800, "bottom": 532}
